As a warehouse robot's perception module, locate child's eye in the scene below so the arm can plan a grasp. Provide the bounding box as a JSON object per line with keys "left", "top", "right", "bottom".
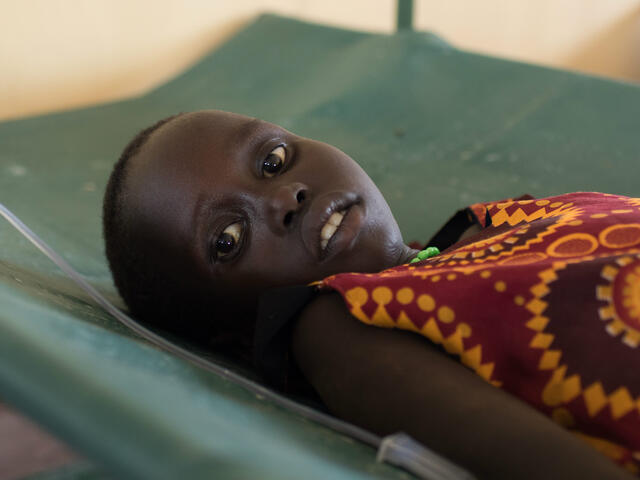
{"left": 214, "top": 222, "right": 243, "bottom": 260}
{"left": 261, "top": 145, "right": 286, "bottom": 178}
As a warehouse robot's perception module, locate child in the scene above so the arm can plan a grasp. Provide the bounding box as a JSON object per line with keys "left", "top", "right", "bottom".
{"left": 103, "top": 110, "right": 640, "bottom": 479}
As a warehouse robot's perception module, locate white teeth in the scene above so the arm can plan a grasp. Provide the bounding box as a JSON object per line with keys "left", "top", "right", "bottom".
{"left": 327, "top": 212, "right": 344, "bottom": 226}
{"left": 320, "top": 210, "right": 346, "bottom": 251}
{"left": 321, "top": 223, "right": 337, "bottom": 242}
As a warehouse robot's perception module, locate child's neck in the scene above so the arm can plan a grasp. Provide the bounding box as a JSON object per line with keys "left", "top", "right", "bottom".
{"left": 397, "top": 244, "right": 421, "bottom": 266}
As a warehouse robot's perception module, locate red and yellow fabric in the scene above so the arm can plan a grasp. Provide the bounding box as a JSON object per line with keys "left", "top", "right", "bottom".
{"left": 319, "top": 192, "right": 640, "bottom": 474}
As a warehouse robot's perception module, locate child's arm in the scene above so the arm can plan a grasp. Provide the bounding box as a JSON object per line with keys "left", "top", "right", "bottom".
{"left": 292, "top": 293, "right": 635, "bottom": 480}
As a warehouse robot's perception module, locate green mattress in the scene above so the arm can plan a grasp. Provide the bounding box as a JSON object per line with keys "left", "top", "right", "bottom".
{"left": 1, "top": 13, "right": 640, "bottom": 480}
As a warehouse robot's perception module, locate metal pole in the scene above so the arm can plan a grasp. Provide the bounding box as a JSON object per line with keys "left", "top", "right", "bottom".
{"left": 396, "top": 0, "right": 414, "bottom": 31}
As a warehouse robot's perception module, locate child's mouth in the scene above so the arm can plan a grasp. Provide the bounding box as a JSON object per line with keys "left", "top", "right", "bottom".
{"left": 320, "top": 210, "right": 346, "bottom": 251}
{"left": 317, "top": 202, "right": 364, "bottom": 262}
{"left": 301, "top": 191, "right": 363, "bottom": 262}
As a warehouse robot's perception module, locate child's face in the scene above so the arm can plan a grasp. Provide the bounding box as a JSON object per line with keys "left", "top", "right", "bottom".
{"left": 124, "top": 110, "right": 410, "bottom": 313}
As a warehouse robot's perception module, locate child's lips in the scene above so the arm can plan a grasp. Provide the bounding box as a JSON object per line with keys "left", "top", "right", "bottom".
{"left": 301, "top": 191, "right": 363, "bottom": 262}
{"left": 319, "top": 204, "right": 364, "bottom": 262}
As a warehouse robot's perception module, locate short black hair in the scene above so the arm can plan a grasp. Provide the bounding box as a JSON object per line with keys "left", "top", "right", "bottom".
{"left": 102, "top": 114, "right": 253, "bottom": 360}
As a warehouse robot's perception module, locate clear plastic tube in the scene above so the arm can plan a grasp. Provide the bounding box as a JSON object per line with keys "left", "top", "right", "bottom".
{"left": 378, "top": 433, "right": 476, "bottom": 480}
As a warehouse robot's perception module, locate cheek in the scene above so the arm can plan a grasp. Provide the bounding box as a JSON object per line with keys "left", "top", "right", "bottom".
{"left": 238, "top": 230, "right": 314, "bottom": 283}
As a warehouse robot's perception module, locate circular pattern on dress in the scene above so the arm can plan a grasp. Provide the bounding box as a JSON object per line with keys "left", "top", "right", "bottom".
{"left": 437, "top": 306, "right": 455, "bottom": 323}
{"left": 614, "top": 263, "right": 640, "bottom": 332}
{"left": 622, "top": 265, "right": 640, "bottom": 320}
{"left": 498, "top": 252, "right": 548, "bottom": 266}
{"left": 372, "top": 286, "right": 393, "bottom": 305}
{"left": 545, "top": 254, "right": 640, "bottom": 398}
{"left": 599, "top": 224, "right": 640, "bottom": 249}
{"left": 459, "top": 323, "right": 472, "bottom": 337}
{"left": 417, "top": 294, "right": 435, "bottom": 312}
{"left": 345, "top": 287, "right": 368, "bottom": 306}
{"left": 494, "top": 281, "right": 506, "bottom": 292}
{"left": 546, "top": 233, "right": 598, "bottom": 257}
{"left": 396, "top": 287, "right": 414, "bottom": 305}
{"left": 597, "top": 256, "right": 640, "bottom": 348}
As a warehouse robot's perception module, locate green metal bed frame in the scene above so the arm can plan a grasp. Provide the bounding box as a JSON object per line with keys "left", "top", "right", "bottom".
{"left": 2, "top": 3, "right": 640, "bottom": 478}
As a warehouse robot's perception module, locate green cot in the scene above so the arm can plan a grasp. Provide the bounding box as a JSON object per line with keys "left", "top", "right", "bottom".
{"left": 1, "top": 11, "right": 639, "bottom": 480}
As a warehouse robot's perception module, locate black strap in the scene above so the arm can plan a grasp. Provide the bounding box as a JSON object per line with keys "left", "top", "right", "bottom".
{"left": 253, "top": 284, "right": 317, "bottom": 390}
{"left": 426, "top": 206, "right": 489, "bottom": 251}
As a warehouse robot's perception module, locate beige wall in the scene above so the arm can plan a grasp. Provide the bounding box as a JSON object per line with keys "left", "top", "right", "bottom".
{"left": 2, "top": 0, "right": 639, "bottom": 121}
{"left": 415, "top": 0, "right": 640, "bottom": 83}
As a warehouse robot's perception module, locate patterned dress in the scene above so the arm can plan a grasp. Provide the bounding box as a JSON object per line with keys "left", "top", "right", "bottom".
{"left": 318, "top": 192, "right": 640, "bottom": 474}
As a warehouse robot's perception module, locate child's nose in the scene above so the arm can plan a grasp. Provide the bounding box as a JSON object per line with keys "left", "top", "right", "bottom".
{"left": 266, "top": 182, "right": 308, "bottom": 234}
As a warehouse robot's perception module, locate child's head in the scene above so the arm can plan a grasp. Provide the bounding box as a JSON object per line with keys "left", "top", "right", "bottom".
{"left": 103, "top": 110, "right": 410, "bottom": 344}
